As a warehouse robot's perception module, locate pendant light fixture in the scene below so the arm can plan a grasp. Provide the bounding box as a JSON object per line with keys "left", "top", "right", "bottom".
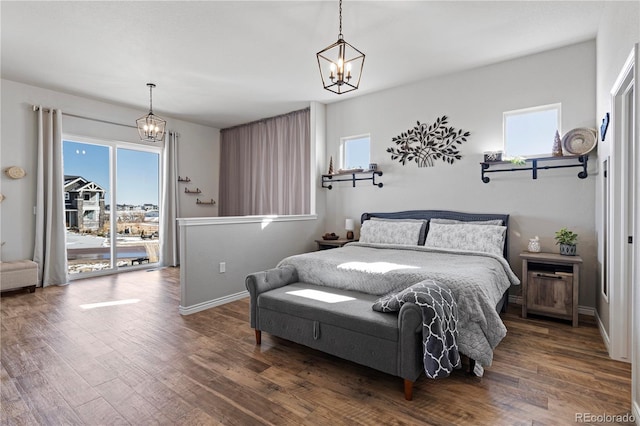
{"left": 316, "top": 0, "right": 365, "bottom": 94}
{"left": 136, "top": 83, "right": 166, "bottom": 142}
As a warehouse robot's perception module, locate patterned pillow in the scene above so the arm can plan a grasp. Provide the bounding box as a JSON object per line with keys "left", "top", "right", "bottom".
{"left": 425, "top": 222, "right": 506, "bottom": 256}
{"left": 430, "top": 218, "right": 504, "bottom": 226}
{"left": 371, "top": 218, "right": 428, "bottom": 245}
{"left": 360, "top": 219, "right": 425, "bottom": 245}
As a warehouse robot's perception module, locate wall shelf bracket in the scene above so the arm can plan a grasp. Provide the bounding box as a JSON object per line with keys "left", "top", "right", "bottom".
{"left": 321, "top": 171, "right": 383, "bottom": 190}
{"left": 196, "top": 198, "right": 216, "bottom": 205}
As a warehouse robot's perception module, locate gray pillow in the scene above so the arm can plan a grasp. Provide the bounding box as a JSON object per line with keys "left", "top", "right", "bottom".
{"left": 360, "top": 219, "right": 426, "bottom": 245}
{"left": 430, "top": 218, "right": 504, "bottom": 226}
{"left": 370, "top": 218, "right": 428, "bottom": 245}
{"left": 425, "top": 222, "right": 506, "bottom": 256}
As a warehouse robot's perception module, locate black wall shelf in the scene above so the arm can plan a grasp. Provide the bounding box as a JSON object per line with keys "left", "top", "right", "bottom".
{"left": 321, "top": 171, "right": 383, "bottom": 190}
{"left": 196, "top": 198, "right": 216, "bottom": 205}
{"left": 480, "top": 155, "right": 588, "bottom": 183}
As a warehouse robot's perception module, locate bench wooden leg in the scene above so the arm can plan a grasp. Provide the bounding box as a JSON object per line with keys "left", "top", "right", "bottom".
{"left": 469, "top": 359, "right": 476, "bottom": 375}
{"left": 255, "top": 329, "right": 261, "bottom": 345}
{"left": 404, "top": 379, "right": 413, "bottom": 401}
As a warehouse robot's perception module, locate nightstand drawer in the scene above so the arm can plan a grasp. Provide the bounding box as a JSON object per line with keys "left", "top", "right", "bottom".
{"left": 526, "top": 271, "right": 573, "bottom": 317}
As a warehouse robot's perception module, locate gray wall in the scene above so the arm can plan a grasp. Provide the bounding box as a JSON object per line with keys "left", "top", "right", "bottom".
{"left": 324, "top": 41, "right": 598, "bottom": 307}
{"left": 0, "top": 79, "right": 220, "bottom": 262}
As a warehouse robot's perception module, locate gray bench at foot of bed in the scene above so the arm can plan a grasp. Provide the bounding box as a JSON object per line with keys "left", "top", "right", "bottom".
{"left": 246, "top": 265, "right": 425, "bottom": 400}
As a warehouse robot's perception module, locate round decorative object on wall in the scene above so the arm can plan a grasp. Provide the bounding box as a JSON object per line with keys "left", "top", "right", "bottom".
{"left": 5, "top": 166, "right": 26, "bottom": 179}
{"left": 561, "top": 128, "right": 597, "bottom": 155}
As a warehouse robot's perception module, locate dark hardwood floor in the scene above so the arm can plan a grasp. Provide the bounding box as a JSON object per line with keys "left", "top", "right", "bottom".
{"left": 1, "top": 267, "right": 633, "bottom": 425}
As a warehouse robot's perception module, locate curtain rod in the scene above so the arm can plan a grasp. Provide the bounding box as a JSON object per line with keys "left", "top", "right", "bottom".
{"left": 221, "top": 107, "right": 310, "bottom": 132}
{"left": 32, "top": 105, "right": 138, "bottom": 130}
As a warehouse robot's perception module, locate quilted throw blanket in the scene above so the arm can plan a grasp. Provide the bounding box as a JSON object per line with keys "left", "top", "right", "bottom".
{"left": 278, "top": 242, "right": 520, "bottom": 366}
{"left": 373, "top": 280, "right": 460, "bottom": 379}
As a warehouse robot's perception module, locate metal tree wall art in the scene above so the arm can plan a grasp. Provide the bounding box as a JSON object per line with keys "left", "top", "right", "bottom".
{"left": 387, "top": 115, "right": 470, "bottom": 167}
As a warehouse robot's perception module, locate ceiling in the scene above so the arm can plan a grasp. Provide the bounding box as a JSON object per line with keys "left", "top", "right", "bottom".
{"left": 1, "top": 1, "right": 605, "bottom": 129}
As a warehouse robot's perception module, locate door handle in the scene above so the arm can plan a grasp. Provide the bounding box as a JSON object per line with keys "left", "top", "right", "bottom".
{"left": 536, "top": 273, "right": 562, "bottom": 279}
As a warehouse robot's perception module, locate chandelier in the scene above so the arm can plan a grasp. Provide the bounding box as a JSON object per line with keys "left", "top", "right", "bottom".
{"left": 316, "top": 0, "right": 365, "bottom": 94}
{"left": 136, "top": 83, "right": 166, "bottom": 142}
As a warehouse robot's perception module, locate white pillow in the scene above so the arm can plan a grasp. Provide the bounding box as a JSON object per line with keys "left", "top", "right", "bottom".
{"left": 425, "top": 222, "right": 506, "bottom": 256}
{"left": 360, "top": 219, "right": 425, "bottom": 245}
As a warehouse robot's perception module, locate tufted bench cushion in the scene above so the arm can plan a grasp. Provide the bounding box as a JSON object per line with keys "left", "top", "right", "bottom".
{"left": 0, "top": 260, "right": 38, "bottom": 293}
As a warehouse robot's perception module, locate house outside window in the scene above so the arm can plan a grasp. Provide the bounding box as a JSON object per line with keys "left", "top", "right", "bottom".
{"left": 503, "top": 103, "right": 561, "bottom": 157}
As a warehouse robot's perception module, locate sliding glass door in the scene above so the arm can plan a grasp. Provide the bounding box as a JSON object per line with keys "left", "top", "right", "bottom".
{"left": 63, "top": 138, "right": 161, "bottom": 276}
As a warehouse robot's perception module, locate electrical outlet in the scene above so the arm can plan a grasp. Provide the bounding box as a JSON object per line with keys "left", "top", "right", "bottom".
{"left": 219, "top": 262, "right": 226, "bottom": 273}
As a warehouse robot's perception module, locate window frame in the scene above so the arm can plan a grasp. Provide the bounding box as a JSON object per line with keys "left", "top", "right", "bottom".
{"left": 503, "top": 103, "right": 562, "bottom": 158}
{"left": 63, "top": 134, "right": 163, "bottom": 279}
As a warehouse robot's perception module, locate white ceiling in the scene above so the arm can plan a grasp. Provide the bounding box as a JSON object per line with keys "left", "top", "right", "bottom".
{"left": 1, "top": 1, "right": 605, "bottom": 129}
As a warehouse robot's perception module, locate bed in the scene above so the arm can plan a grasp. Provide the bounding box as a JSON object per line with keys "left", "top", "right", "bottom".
{"left": 245, "top": 210, "right": 520, "bottom": 399}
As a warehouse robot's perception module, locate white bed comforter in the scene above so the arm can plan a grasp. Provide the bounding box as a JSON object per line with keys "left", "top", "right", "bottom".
{"left": 278, "top": 242, "right": 520, "bottom": 367}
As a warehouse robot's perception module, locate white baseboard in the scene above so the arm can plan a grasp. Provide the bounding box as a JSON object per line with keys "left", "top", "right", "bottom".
{"left": 595, "top": 309, "right": 612, "bottom": 354}
{"left": 179, "top": 290, "right": 249, "bottom": 315}
{"left": 508, "top": 295, "right": 595, "bottom": 316}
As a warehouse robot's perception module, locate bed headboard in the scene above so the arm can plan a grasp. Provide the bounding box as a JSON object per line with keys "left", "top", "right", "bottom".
{"left": 360, "top": 210, "right": 510, "bottom": 260}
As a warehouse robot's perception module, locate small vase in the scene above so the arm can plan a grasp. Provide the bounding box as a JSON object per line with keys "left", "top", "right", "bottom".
{"left": 559, "top": 244, "right": 576, "bottom": 256}
{"left": 527, "top": 238, "right": 541, "bottom": 253}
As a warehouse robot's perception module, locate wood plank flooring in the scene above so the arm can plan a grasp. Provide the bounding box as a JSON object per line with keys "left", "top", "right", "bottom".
{"left": 1, "top": 267, "right": 633, "bottom": 425}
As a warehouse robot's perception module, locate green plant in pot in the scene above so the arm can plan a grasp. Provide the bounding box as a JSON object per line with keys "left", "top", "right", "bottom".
{"left": 555, "top": 228, "right": 578, "bottom": 256}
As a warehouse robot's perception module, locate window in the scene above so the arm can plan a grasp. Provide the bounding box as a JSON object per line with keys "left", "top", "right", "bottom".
{"left": 341, "top": 134, "right": 370, "bottom": 169}
{"left": 503, "top": 104, "right": 561, "bottom": 157}
{"left": 84, "top": 193, "right": 91, "bottom": 201}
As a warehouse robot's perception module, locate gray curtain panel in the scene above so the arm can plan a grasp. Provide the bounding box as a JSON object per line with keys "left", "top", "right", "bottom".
{"left": 219, "top": 108, "right": 310, "bottom": 216}
{"left": 33, "top": 107, "right": 69, "bottom": 286}
{"left": 160, "top": 131, "right": 180, "bottom": 267}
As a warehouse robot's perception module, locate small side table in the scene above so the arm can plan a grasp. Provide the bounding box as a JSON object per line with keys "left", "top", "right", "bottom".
{"left": 520, "top": 252, "right": 582, "bottom": 327}
{"left": 315, "top": 239, "right": 356, "bottom": 250}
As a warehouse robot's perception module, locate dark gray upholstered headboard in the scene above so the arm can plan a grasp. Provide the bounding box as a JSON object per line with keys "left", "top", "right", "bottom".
{"left": 360, "top": 210, "right": 510, "bottom": 260}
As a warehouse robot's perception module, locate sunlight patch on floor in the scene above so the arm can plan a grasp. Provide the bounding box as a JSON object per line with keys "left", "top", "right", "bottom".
{"left": 79, "top": 298, "right": 140, "bottom": 310}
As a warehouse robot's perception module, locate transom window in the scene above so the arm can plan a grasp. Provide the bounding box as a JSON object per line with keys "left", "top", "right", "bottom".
{"left": 341, "top": 134, "right": 370, "bottom": 170}
{"left": 504, "top": 104, "right": 561, "bottom": 157}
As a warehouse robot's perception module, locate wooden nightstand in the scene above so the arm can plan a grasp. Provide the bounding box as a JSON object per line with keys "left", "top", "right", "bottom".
{"left": 315, "top": 239, "right": 356, "bottom": 250}
{"left": 520, "top": 252, "right": 583, "bottom": 327}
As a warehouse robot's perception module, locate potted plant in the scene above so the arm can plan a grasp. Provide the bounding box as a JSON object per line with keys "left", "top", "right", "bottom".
{"left": 555, "top": 228, "right": 578, "bottom": 256}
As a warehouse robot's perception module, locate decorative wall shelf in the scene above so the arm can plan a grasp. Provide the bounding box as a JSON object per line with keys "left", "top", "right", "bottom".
{"left": 196, "top": 198, "right": 216, "bottom": 205}
{"left": 321, "top": 170, "right": 383, "bottom": 190}
{"left": 178, "top": 176, "right": 191, "bottom": 182}
{"left": 480, "top": 155, "right": 588, "bottom": 183}
{"left": 184, "top": 188, "right": 201, "bottom": 194}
